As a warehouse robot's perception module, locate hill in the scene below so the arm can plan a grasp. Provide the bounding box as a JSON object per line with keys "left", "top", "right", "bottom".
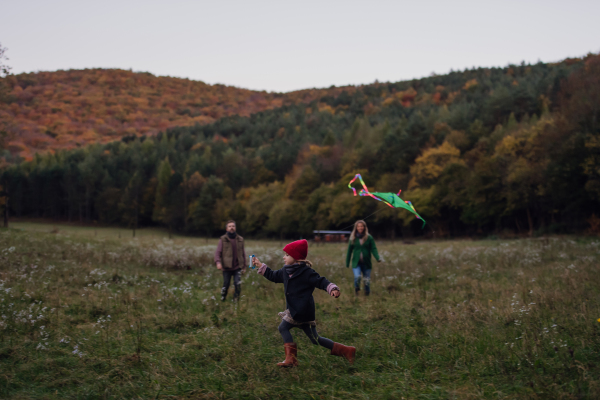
{"left": 1, "top": 54, "right": 599, "bottom": 237}
{"left": 0, "top": 68, "right": 354, "bottom": 160}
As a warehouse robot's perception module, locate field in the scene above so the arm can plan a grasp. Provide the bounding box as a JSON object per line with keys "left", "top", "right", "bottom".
{"left": 8, "top": 221, "right": 180, "bottom": 240}
{"left": 0, "top": 224, "right": 599, "bottom": 399}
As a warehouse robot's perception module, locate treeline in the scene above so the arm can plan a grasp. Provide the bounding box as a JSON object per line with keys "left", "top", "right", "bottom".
{"left": 2, "top": 55, "right": 599, "bottom": 238}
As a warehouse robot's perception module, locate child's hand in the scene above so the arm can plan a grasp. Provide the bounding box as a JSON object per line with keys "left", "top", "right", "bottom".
{"left": 252, "top": 256, "right": 262, "bottom": 268}
{"left": 330, "top": 289, "right": 340, "bottom": 298}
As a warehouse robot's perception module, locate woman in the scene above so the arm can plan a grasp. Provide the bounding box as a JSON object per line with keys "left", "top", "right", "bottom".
{"left": 346, "top": 220, "right": 381, "bottom": 296}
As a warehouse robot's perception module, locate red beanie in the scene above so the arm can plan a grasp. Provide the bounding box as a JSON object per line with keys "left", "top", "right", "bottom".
{"left": 283, "top": 239, "right": 308, "bottom": 261}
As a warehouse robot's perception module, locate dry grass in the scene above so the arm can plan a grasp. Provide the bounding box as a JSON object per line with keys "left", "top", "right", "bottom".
{"left": 0, "top": 226, "right": 598, "bottom": 399}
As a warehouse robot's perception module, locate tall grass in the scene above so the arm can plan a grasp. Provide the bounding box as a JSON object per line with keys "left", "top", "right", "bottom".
{"left": 0, "top": 228, "right": 598, "bottom": 399}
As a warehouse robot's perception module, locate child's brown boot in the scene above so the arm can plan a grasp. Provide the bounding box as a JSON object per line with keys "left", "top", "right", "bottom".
{"left": 331, "top": 342, "right": 356, "bottom": 364}
{"left": 277, "top": 343, "right": 299, "bottom": 367}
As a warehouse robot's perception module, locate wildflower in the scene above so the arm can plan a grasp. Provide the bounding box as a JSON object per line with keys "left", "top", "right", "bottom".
{"left": 597, "top": 318, "right": 600, "bottom": 323}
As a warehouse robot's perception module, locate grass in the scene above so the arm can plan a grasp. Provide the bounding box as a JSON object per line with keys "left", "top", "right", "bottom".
{"left": 0, "top": 225, "right": 599, "bottom": 399}
{"left": 8, "top": 221, "right": 180, "bottom": 239}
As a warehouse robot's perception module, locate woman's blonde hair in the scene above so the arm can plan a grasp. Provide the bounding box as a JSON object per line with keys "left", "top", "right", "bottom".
{"left": 349, "top": 220, "right": 369, "bottom": 242}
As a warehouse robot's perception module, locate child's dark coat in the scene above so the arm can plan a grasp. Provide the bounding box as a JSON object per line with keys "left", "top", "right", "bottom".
{"left": 261, "top": 264, "right": 332, "bottom": 323}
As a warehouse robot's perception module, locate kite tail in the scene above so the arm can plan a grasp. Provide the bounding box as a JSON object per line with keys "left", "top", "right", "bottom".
{"left": 405, "top": 201, "right": 426, "bottom": 228}
{"left": 348, "top": 174, "right": 370, "bottom": 196}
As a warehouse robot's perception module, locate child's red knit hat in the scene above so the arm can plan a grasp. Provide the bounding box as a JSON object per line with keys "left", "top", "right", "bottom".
{"left": 283, "top": 239, "right": 308, "bottom": 261}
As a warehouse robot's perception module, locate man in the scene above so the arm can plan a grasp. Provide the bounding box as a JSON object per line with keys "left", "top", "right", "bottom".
{"left": 214, "top": 220, "right": 247, "bottom": 301}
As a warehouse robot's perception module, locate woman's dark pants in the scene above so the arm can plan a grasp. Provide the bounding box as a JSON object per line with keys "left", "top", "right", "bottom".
{"left": 353, "top": 263, "right": 371, "bottom": 295}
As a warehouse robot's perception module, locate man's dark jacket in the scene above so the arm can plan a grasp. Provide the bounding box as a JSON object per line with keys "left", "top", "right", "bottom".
{"left": 261, "top": 263, "right": 332, "bottom": 322}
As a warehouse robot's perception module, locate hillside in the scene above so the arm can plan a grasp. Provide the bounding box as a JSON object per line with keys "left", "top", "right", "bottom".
{"left": 0, "top": 68, "right": 355, "bottom": 160}
{"left": 2, "top": 54, "right": 599, "bottom": 237}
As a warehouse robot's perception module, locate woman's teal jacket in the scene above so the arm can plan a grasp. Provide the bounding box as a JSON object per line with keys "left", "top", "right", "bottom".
{"left": 346, "top": 235, "right": 380, "bottom": 269}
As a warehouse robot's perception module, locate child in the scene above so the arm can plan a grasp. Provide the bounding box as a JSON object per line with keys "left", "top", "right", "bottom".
{"left": 252, "top": 239, "right": 356, "bottom": 367}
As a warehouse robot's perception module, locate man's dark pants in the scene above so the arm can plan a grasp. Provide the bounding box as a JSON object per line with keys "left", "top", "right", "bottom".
{"left": 221, "top": 269, "right": 241, "bottom": 301}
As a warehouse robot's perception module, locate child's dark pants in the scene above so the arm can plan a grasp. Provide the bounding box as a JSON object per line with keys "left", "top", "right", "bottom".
{"left": 278, "top": 320, "right": 334, "bottom": 350}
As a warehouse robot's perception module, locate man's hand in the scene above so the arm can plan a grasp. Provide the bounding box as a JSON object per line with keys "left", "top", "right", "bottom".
{"left": 216, "top": 262, "right": 223, "bottom": 270}
{"left": 330, "top": 289, "right": 340, "bottom": 298}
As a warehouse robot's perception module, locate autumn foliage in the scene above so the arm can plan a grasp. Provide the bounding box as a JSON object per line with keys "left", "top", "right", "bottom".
{"left": 1, "top": 54, "right": 599, "bottom": 237}
{"left": 0, "top": 69, "right": 355, "bottom": 160}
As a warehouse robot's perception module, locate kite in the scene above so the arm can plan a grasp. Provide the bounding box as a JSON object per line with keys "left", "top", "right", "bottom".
{"left": 348, "top": 174, "right": 426, "bottom": 228}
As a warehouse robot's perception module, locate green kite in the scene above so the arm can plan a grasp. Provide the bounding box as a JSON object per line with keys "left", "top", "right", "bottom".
{"left": 348, "top": 174, "right": 426, "bottom": 228}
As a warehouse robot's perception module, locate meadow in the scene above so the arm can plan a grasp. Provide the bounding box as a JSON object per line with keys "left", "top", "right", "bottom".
{"left": 0, "top": 224, "right": 598, "bottom": 399}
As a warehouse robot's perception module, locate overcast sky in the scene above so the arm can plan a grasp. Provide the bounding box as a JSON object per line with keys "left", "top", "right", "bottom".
{"left": 1, "top": 0, "right": 599, "bottom": 92}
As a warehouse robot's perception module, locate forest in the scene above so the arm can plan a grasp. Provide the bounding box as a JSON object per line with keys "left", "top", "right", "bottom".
{"left": 1, "top": 54, "right": 599, "bottom": 238}
{"left": 0, "top": 68, "right": 354, "bottom": 160}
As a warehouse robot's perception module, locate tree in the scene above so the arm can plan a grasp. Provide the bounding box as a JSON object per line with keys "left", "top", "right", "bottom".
{"left": 0, "top": 166, "right": 10, "bottom": 227}
{"left": 409, "top": 141, "right": 462, "bottom": 189}
{"left": 239, "top": 181, "right": 285, "bottom": 235}
{"left": 119, "top": 171, "right": 143, "bottom": 236}
{"left": 266, "top": 200, "right": 300, "bottom": 242}
{"left": 152, "top": 158, "right": 185, "bottom": 236}
{"left": 78, "top": 148, "right": 104, "bottom": 222}
{"left": 558, "top": 55, "right": 600, "bottom": 198}
{"left": 0, "top": 43, "right": 12, "bottom": 155}
{"left": 0, "top": 43, "right": 10, "bottom": 77}
{"left": 584, "top": 135, "right": 600, "bottom": 197}
{"left": 285, "top": 165, "right": 320, "bottom": 201}
{"left": 182, "top": 171, "right": 206, "bottom": 232}
{"left": 188, "top": 175, "right": 225, "bottom": 237}
{"left": 493, "top": 117, "right": 551, "bottom": 235}
{"left": 153, "top": 157, "right": 172, "bottom": 225}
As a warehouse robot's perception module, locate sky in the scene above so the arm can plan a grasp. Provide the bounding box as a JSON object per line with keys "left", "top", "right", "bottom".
{"left": 1, "top": 0, "right": 599, "bottom": 92}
